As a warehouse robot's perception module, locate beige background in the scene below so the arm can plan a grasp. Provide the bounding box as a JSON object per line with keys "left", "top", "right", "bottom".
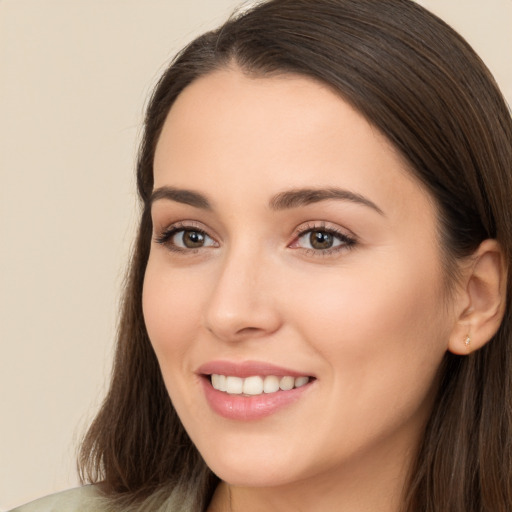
{"left": 0, "top": 1, "right": 510, "bottom": 510}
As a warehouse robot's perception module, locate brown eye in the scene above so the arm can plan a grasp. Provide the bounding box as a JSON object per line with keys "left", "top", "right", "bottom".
{"left": 309, "top": 230, "right": 334, "bottom": 250}
{"left": 294, "top": 227, "right": 354, "bottom": 253}
{"left": 155, "top": 225, "right": 218, "bottom": 252}
{"left": 180, "top": 230, "right": 206, "bottom": 248}
{"left": 161, "top": 228, "right": 217, "bottom": 250}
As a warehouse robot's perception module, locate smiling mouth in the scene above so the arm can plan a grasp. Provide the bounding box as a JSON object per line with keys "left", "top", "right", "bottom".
{"left": 209, "top": 374, "right": 312, "bottom": 396}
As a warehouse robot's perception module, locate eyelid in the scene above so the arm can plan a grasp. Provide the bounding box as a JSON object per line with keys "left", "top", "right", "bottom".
{"left": 153, "top": 220, "right": 220, "bottom": 251}
{"left": 289, "top": 221, "right": 357, "bottom": 255}
{"left": 291, "top": 221, "right": 356, "bottom": 240}
{"left": 153, "top": 219, "right": 356, "bottom": 256}
{"left": 155, "top": 219, "right": 208, "bottom": 234}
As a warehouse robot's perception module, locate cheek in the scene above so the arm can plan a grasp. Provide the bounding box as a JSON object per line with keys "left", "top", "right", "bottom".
{"left": 142, "top": 261, "right": 203, "bottom": 370}
{"left": 295, "top": 263, "right": 440, "bottom": 336}
{"left": 287, "top": 253, "right": 449, "bottom": 398}
{"left": 280, "top": 259, "right": 450, "bottom": 461}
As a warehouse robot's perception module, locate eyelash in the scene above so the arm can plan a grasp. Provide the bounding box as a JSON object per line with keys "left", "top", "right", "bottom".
{"left": 292, "top": 222, "right": 357, "bottom": 256}
{"left": 154, "top": 222, "right": 357, "bottom": 256}
{"left": 154, "top": 222, "right": 215, "bottom": 253}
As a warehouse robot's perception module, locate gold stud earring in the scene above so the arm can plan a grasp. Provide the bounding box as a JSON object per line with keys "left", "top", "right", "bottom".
{"left": 464, "top": 335, "right": 471, "bottom": 348}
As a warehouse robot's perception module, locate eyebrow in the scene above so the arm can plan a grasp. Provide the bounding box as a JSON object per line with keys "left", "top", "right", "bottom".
{"left": 150, "top": 185, "right": 384, "bottom": 216}
{"left": 150, "top": 186, "right": 211, "bottom": 209}
{"left": 269, "top": 187, "right": 384, "bottom": 215}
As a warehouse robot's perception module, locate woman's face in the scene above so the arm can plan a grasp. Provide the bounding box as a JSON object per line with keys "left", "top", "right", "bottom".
{"left": 143, "top": 69, "right": 458, "bottom": 489}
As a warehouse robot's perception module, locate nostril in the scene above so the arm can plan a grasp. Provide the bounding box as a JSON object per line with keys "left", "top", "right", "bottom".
{"left": 237, "top": 326, "right": 264, "bottom": 335}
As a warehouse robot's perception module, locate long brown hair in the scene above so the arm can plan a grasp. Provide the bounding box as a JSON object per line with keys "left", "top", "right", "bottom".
{"left": 79, "top": 1, "right": 512, "bottom": 510}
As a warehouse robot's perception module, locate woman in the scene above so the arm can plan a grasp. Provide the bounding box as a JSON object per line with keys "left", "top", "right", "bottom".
{"left": 13, "top": 0, "right": 511, "bottom": 510}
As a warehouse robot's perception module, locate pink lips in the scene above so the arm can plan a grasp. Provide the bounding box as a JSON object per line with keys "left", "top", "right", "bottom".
{"left": 197, "top": 360, "right": 314, "bottom": 421}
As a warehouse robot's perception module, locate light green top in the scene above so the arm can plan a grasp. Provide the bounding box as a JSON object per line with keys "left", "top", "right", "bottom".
{"left": 9, "top": 485, "right": 194, "bottom": 512}
{"left": 10, "top": 486, "right": 105, "bottom": 512}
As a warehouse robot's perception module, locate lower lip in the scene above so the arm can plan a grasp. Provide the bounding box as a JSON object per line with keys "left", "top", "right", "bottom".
{"left": 201, "top": 377, "right": 313, "bottom": 421}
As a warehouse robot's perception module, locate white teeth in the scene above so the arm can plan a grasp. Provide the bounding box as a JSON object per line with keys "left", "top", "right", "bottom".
{"left": 295, "top": 376, "right": 309, "bottom": 388}
{"left": 279, "top": 376, "right": 295, "bottom": 391}
{"left": 225, "top": 376, "right": 243, "bottom": 394}
{"left": 211, "top": 374, "right": 227, "bottom": 392}
{"left": 263, "top": 375, "right": 280, "bottom": 393}
{"left": 211, "top": 374, "right": 310, "bottom": 395}
{"left": 243, "top": 376, "right": 264, "bottom": 395}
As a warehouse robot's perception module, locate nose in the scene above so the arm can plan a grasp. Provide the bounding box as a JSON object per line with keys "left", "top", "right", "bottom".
{"left": 203, "top": 247, "right": 282, "bottom": 343}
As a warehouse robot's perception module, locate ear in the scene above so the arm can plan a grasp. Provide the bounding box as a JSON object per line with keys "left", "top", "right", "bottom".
{"left": 448, "top": 239, "right": 507, "bottom": 355}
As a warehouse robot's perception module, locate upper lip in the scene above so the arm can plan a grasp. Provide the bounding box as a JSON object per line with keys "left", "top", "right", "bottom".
{"left": 197, "top": 360, "right": 314, "bottom": 378}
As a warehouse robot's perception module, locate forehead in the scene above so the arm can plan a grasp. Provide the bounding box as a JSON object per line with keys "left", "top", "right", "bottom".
{"left": 153, "top": 68, "right": 433, "bottom": 223}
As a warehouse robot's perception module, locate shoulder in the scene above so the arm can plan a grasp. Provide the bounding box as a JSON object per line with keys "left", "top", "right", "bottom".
{"left": 9, "top": 486, "right": 106, "bottom": 512}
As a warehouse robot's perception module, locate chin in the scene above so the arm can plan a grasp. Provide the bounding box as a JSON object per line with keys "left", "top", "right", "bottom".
{"left": 210, "top": 463, "right": 296, "bottom": 488}
{"left": 199, "top": 442, "right": 304, "bottom": 488}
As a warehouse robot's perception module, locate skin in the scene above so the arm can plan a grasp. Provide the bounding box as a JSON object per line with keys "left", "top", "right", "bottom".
{"left": 142, "top": 68, "right": 464, "bottom": 512}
